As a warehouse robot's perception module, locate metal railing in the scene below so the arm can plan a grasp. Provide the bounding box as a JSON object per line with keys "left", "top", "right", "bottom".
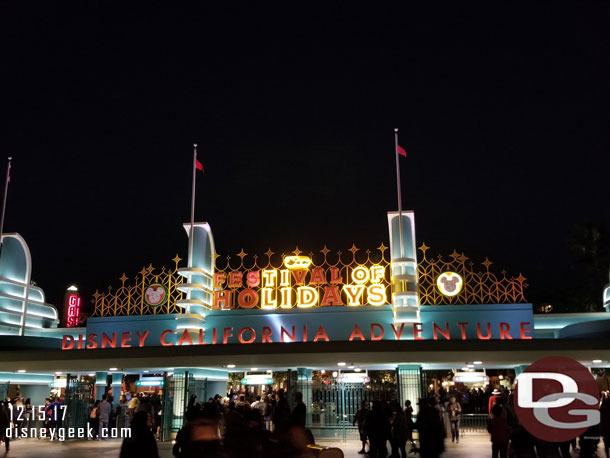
{"left": 454, "top": 413, "right": 489, "bottom": 435}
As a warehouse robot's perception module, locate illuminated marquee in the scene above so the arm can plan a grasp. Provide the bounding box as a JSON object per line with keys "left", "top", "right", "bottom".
{"left": 213, "top": 250, "right": 390, "bottom": 310}
{"left": 66, "top": 294, "right": 81, "bottom": 328}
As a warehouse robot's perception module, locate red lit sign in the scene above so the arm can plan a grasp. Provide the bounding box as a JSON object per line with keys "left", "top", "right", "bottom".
{"left": 66, "top": 294, "right": 81, "bottom": 327}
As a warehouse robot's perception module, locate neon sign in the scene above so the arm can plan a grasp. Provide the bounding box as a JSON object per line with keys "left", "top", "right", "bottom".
{"left": 61, "top": 320, "right": 534, "bottom": 349}
{"left": 213, "top": 256, "right": 389, "bottom": 310}
{"left": 66, "top": 294, "right": 81, "bottom": 327}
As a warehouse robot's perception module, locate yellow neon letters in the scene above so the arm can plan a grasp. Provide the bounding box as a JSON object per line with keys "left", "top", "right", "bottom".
{"left": 297, "top": 286, "right": 318, "bottom": 308}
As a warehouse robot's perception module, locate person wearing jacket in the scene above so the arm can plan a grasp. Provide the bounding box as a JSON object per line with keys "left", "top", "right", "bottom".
{"left": 0, "top": 399, "right": 11, "bottom": 451}
{"left": 391, "top": 403, "right": 410, "bottom": 458}
{"left": 488, "top": 404, "right": 509, "bottom": 458}
{"left": 446, "top": 396, "right": 462, "bottom": 443}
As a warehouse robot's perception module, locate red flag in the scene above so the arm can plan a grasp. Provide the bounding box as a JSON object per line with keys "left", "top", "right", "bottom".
{"left": 196, "top": 158, "right": 204, "bottom": 172}
{"left": 397, "top": 145, "right": 406, "bottom": 157}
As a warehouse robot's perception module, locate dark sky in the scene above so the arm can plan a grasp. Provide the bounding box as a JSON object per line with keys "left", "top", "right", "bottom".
{"left": 1, "top": 2, "right": 609, "bottom": 310}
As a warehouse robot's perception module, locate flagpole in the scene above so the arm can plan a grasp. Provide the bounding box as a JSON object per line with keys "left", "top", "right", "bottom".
{"left": 189, "top": 144, "right": 197, "bottom": 266}
{"left": 394, "top": 129, "right": 405, "bottom": 258}
{"left": 0, "top": 157, "right": 12, "bottom": 257}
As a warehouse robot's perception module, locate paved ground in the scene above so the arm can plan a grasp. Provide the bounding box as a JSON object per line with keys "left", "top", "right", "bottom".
{"left": 0, "top": 435, "right": 490, "bottom": 458}
{"left": 0, "top": 435, "right": 599, "bottom": 457}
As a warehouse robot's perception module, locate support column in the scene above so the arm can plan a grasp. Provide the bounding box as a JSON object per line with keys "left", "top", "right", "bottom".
{"left": 397, "top": 365, "right": 422, "bottom": 415}
{"left": 514, "top": 365, "right": 529, "bottom": 377}
{"left": 110, "top": 372, "right": 123, "bottom": 403}
{"left": 296, "top": 368, "right": 312, "bottom": 423}
{"left": 95, "top": 371, "right": 108, "bottom": 400}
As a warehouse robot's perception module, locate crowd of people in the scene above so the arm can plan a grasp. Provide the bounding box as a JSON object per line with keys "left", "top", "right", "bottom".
{"left": 89, "top": 392, "right": 163, "bottom": 440}
{"left": 120, "top": 388, "right": 313, "bottom": 458}
{"left": 5, "top": 384, "right": 610, "bottom": 457}
{"left": 431, "top": 386, "right": 610, "bottom": 458}
{"left": 0, "top": 394, "right": 64, "bottom": 451}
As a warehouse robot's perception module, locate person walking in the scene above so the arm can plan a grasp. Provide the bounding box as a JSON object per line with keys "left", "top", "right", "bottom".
{"left": 353, "top": 400, "right": 369, "bottom": 454}
{"left": 89, "top": 400, "right": 100, "bottom": 440}
{"left": 0, "top": 399, "right": 11, "bottom": 451}
{"left": 488, "top": 388, "right": 502, "bottom": 415}
{"left": 23, "top": 398, "right": 32, "bottom": 434}
{"left": 291, "top": 391, "right": 306, "bottom": 429}
{"left": 391, "top": 402, "right": 409, "bottom": 458}
{"left": 446, "top": 396, "right": 462, "bottom": 443}
{"left": 600, "top": 397, "right": 610, "bottom": 458}
{"left": 98, "top": 394, "right": 112, "bottom": 439}
{"left": 119, "top": 411, "right": 159, "bottom": 458}
{"left": 488, "top": 404, "right": 509, "bottom": 458}
{"left": 127, "top": 393, "right": 139, "bottom": 424}
{"left": 404, "top": 400, "right": 418, "bottom": 453}
{"left": 12, "top": 394, "right": 23, "bottom": 438}
{"left": 366, "top": 400, "right": 391, "bottom": 458}
{"left": 415, "top": 399, "right": 445, "bottom": 458}
{"left": 272, "top": 389, "right": 291, "bottom": 435}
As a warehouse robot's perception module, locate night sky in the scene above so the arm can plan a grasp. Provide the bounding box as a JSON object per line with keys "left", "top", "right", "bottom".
{"left": 1, "top": 2, "right": 609, "bottom": 311}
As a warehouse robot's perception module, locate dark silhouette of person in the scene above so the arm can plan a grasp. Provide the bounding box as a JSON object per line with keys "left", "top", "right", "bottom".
{"left": 272, "top": 389, "right": 291, "bottom": 435}
{"left": 365, "top": 400, "right": 391, "bottom": 458}
{"left": 353, "top": 400, "right": 369, "bottom": 454}
{"left": 488, "top": 404, "right": 509, "bottom": 458}
{"left": 415, "top": 398, "right": 445, "bottom": 458}
{"left": 391, "top": 401, "right": 409, "bottom": 458}
{"left": 291, "top": 391, "right": 306, "bottom": 429}
{"left": 119, "top": 410, "right": 159, "bottom": 458}
{"left": 0, "top": 400, "right": 10, "bottom": 452}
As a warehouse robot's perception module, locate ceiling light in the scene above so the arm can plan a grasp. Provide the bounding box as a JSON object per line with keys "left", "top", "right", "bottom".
{"left": 593, "top": 360, "right": 602, "bottom": 364}
{"left": 354, "top": 368, "right": 362, "bottom": 372}
{"left": 143, "top": 370, "right": 150, "bottom": 373}
{"left": 251, "top": 368, "right": 259, "bottom": 371}
{"left": 17, "top": 370, "right": 26, "bottom": 373}
{"left": 109, "top": 367, "right": 118, "bottom": 371}
{"left": 338, "top": 362, "right": 346, "bottom": 366}
{"left": 227, "top": 364, "right": 236, "bottom": 369}
{"left": 348, "top": 366, "right": 355, "bottom": 369}
{"left": 473, "top": 361, "right": 482, "bottom": 365}
{"left": 55, "top": 371, "right": 63, "bottom": 375}
{"left": 88, "top": 373, "right": 95, "bottom": 377}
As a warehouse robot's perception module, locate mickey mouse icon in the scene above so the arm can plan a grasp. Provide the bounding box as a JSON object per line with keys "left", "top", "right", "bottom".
{"left": 436, "top": 272, "right": 463, "bottom": 297}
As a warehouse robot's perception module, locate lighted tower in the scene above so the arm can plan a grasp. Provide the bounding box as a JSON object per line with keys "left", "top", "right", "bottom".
{"left": 387, "top": 211, "right": 420, "bottom": 323}
{"left": 0, "top": 233, "right": 59, "bottom": 335}
{"left": 176, "top": 223, "right": 215, "bottom": 332}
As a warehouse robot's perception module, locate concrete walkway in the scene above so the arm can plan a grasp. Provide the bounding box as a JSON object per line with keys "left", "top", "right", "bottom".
{"left": 0, "top": 435, "right": 596, "bottom": 457}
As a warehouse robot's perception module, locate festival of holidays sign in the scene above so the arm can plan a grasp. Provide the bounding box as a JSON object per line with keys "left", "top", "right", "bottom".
{"left": 211, "top": 255, "right": 390, "bottom": 310}
{"left": 61, "top": 304, "right": 534, "bottom": 349}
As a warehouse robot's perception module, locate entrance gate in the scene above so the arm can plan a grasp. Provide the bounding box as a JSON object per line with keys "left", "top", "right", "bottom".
{"left": 187, "top": 373, "right": 207, "bottom": 407}
{"left": 310, "top": 382, "right": 398, "bottom": 441}
{"left": 161, "top": 371, "right": 190, "bottom": 441}
{"left": 64, "top": 375, "right": 94, "bottom": 429}
{"left": 0, "top": 382, "right": 7, "bottom": 403}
